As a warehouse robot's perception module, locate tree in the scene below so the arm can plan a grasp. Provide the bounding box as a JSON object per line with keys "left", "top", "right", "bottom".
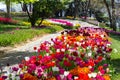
{"left": 20, "top": 0, "right": 65, "bottom": 27}
{"left": 80, "top": 0, "right": 91, "bottom": 19}
{"left": 5, "top": 0, "right": 11, "bottom": 18}
{"left": 103, "top": 0, "right": 117, "bottom": 31}
{"left": 74, "top": 0, "right": 80, "bottom": 18}
{"left": 0, "top": 0, "right": 17, "bottom": 18}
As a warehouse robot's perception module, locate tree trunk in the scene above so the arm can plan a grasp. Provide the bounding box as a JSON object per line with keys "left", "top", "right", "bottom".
{"left": 74, "top": 0, "right": 79, "bottom": 19}
{"left": 5, "top": 0, "right": 11, "bottom": 18}
{"left": 38, "top": 18, "right": 44, "bottom": 26}
{"left": 29, "top": 3, "right": 32, "bottom": 12}
{"left": 23, "top": 3, "right": 27, "bottom": 12}
{"left": 24, "top": 3, "right": 36, "bottom": 27}
{"left": 85, "top": 0, "right": 91, "bottom": 19}
{"left": 111, "top": 0, "right": 116, "bottom": 31}
{"left": 103, "top": 0, "right": 113, "bottom": 28}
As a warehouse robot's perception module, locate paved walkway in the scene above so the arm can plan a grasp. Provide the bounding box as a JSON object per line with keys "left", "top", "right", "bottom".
{"left": 0, "top": 19, "right": 98, "bottom": 67}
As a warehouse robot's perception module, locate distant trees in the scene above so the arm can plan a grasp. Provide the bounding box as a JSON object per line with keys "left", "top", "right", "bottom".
{"left": 1, "top": 0, "right": 20, "bottom": 18}
{"left": 0, "top": 0, "right": 118, "bottom": 31}
{"left": 65, "top": 0, "right": 91, "bottom": 19}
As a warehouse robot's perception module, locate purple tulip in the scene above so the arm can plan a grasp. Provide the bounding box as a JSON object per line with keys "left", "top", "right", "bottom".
{"left": 12, "top": 67, "right": 19, "bottom": 72}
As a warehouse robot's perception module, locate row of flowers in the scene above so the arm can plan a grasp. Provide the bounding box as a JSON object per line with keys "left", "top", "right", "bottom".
{"left": 0, "top": 16, "right": 17, "bottom": 24}
{"left": 0, "top": 27, "right": 112, "bottom": 80}
{"left": 50, "top": 19, "right": 80, "bottom": 29}
{"left": 50, "top": 19, "right": 74, "bottom": 27}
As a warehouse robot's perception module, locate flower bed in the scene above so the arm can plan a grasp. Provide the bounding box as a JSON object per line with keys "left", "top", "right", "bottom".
{"left": 0, "top": 27, "right": 112, "bottom": 80}
{"left": 50, "top": 19, "right": 74, "bottom": 27}
{"left": 0, "top": 16, "right": 17, "bottom": 25}
{"left": 50, "top": 19, "right": 80, "bottom": 29}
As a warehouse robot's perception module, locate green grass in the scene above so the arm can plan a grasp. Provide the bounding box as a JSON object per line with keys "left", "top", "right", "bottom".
{"left": 110, "top": 34, "right": 120, "bottom": 80}
{"left": 0, "top": 24, "right": 30, "bottom": 33}
{"left": 0, "top": 23, "right": 65, "bottom": 47}
{"left": 99, "top": 23, "right": 120, "bottom": 80}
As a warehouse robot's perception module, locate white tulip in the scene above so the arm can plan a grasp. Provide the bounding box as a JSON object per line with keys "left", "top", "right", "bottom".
{"left": 61, "top": 48, "right": 65, "bottom": 52}
{"left": 24, "top": 57, "right": 30, "bottom": 61}
{"left": 88, "top": 52, "right": 92, "bottom": 57}
{"left": 74, "top": 76, "right": 79, "bottom": 79}
{"left": 88, "top": 73, "right": 97, "bottom": 78}
{"left": 64, "top": 71, "right": 69, "bottom": 76}
{"left": 52, "top": 66, "right": 59, "bottom": 71}
{"left": 56, "top": 49, "right": 60, "bottom": 53}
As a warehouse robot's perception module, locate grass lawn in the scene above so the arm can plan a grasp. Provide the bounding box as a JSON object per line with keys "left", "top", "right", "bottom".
{"left": 110, "top": 34, "right": 120, "bottom": 80}
{"left": 0, "top": 23, "right": 67, "bottom": 47}
{"left": 99, "top": 23, "right": 120, "bottom": 79}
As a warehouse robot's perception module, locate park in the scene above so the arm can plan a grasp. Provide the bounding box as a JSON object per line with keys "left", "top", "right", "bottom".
{"left": 0, "top": 0, "right": 120, "bottom": 80}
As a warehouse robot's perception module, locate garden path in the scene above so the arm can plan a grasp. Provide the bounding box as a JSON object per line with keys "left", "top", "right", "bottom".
{"left": 0, "top": 19, "right": 98, "bottom": 67}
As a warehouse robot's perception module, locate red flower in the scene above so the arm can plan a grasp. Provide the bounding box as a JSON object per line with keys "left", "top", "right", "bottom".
{"left": 72, "top": 51, "right": 78, "bottom": 56}
{"left": 0, "top": 78, "right": 3, "bottom": 80}
{"left": 38, "top": 55, "right": 42, "bottom": 59}
{"left": 88, "top": 59, "right": 95, "bottom": 67}
{"left": 106, "top": 48, "right": 112, "bottom": 53}
{"left": 98, "top": 66, "right": 103, "bottom": 71}
{"left": 97, "top": 56, "right": 103, "bottom": 62}
{"left": 64, "top": 60, "right": 72, "bottom": 67}
{"left": 77, "top": 73, "right": 89, "bottom": 80}
{"left": 46, "top": 61, "right": 55, "bottom": 68}
{"left": 33, "top": 47, "right": 37, "bottom": 50}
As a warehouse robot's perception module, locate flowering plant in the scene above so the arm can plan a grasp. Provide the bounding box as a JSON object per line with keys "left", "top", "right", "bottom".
{"left": 0, "top": 16, "right": 17, "bottom": 24}
{"left": 0, "top": 27, "right": 112, "bottom": 80}
{"left": 50, "top": 19, "right": 74, "bottom": 27}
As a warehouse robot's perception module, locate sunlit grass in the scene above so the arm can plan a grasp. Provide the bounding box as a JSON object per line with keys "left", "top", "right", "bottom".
{"left": 110, "top": 34, "right": 120, "bottom": 80}
{"left": 0, "top": 23, "right": 65, "bottom": 47}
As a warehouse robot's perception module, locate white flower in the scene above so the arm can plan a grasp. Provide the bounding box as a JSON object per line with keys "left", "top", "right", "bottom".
{"left": 87, "top": 46, "right": 91, "bottom": 49}
{"left": 3, "top": 66, "right": 12, "bottom": 74}
{"left": 74, "top": 76, "right": 79, "bottom": 79}
{"left": 61, "top": 48, "right": 65, "bottom": 52}
{"left": 56, "top": 49, "right": 60, "bottom": 53}
{"left": 100, "top": 35, "right": 104, "bottom": 38}
{"left": 67, "top": 44, "right": 69, "bottom": 48}
{"left": 46, "top": 53, "right": 49, "bottom": 56}
{"left": 43, "top": 72, "right": 47, "bottom": 77}
{"left": 107, "top": 44, "right": 111, "bottom": 46}
{"left": 88, "top": 73, "right": 97, "bottom": 78}
{"left": 82, "top": 42, "right": 85, "bottom": 44}
{"left": 64, "top": 37, "right": 67, "bottom": 40}
{"left": 52, "top": 66, "right": 59, "bottom": 71}
{"left": 64, "top": 71, "right": 69, "bottom": 76}
{"left": 60, "top": 75, "right": 64, "bottom": 79}
{"left": 106, "top": 68, "right": 110, "bottom": 73}
{"left": 94, "top": 47, "right": 97, "bottom": 51}
{"left": 51, "top": 42, "right": 54, "bottom": 46}
{"left": 103, "top": 51, "right": 106, "bottom": 54}
{"left": 88, "top": 52, "right": 92, "bottom": 57}
{"left": 88, "top": 66, "right": 92, "bottom": 69}
{"left": 76, "top": 42, "right": 80, "bottom": 45}
{"left": 11, "top": 73, "right": 16, "bottom": 79}
{"left": 24, "top": 57, "right": 30, "bottom": 61}
{"left": 64, "top": 32, "right": 67, "bottom": 35}
{"left": 102, "top": 46, "right": 105, "bottom": 49}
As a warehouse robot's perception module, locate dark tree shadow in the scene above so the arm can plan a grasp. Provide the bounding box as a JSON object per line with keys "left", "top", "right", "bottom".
{"left": 0, "top": 51, "right": 37, "bottom": 67}
{"left": 110, "top": 34, "right": 120, "bottom": 41}
{"left": 0, "top": 25, "right": 30, "bottom": 34}
{"left": 111, "top": 59, "right": 120, "bottom": 74}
